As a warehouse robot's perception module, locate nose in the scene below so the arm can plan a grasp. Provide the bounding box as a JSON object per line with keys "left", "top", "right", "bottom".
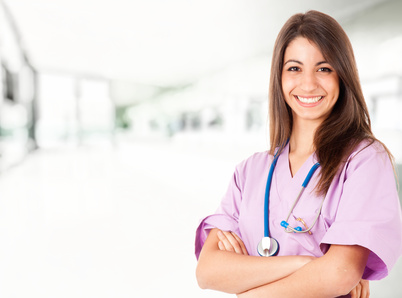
{"left": 300, "top": 71, "right": 318, "bottom": 92}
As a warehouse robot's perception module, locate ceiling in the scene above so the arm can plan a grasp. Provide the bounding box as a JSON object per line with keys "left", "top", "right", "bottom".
{"left": 3, "top": 0, "right": 390, "bottom": 87}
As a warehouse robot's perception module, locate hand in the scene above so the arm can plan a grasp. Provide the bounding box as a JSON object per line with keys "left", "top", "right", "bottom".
{"left": 216, "top": 230, "right": 249, "bottom": 255}
{"left": 350, "top": 279, "right": 369, "bottom": 298}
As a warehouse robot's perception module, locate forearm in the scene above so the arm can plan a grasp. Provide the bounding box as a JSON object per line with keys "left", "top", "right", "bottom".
{"left": 196, "top": 229, "right": 314, "bottom": 294}
{"left": 238, "top": 245, "right": 370, "bottom": 298}
{"left": 197, "top": 251, "right": 312, "bottom": 294}
{"left": 238, "top": 257, "right": 349, "bottom": 297}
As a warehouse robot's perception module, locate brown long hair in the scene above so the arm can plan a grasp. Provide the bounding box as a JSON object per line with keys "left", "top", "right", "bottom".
{"left": 269, "top": 10, "right": 393, "bottom": 195}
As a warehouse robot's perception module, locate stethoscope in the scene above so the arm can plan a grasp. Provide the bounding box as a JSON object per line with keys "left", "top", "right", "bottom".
{"left": 257, "top": 147, "right": 324, "bottom": 257}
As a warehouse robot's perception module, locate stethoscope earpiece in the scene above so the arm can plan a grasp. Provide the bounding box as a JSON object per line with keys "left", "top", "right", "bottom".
{"left": 257, "top": 237, "right": 279, "bottom": 257}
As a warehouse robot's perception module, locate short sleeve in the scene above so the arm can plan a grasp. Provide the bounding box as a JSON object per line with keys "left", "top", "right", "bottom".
{"left": 194, "top": 166, "right": 243, "bottom": 260}
{"left": 320, "top": 143, "right": 402, "bottom": 280}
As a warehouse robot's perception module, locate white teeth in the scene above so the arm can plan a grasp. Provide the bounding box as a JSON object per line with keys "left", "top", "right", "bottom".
{"left": 296, "top": 96, "right": 322, "bottom": 103}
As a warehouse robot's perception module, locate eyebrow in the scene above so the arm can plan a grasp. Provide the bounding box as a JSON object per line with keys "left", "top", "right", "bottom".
{"left": 283, "top": 59, "right": 328, "bottom": 66}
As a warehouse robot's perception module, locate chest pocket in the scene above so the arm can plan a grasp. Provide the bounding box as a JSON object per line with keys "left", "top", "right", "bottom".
{"left": 288, "top": 194, "right": 329, "bottom": 240}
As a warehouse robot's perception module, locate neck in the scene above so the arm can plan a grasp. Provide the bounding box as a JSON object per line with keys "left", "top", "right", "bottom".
{"left": 289, "top": 118, "right": 321, "bottom": 156}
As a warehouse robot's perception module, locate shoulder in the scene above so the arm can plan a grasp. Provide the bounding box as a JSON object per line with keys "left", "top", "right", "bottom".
{"left": 236, "top": 151, "right": 272, "bottom": 172}
{"left": 233, "top": 151, "right": 272, "bottom": 186}
{"left": 347, "top": 139, "right": 391, "bottom": 166}
{"left": 344, "top": 139, "right": 393, "bottom": 178}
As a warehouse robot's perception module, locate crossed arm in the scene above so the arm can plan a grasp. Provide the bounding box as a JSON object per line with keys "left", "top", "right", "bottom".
{"left": 196, "top": 228, "right": 370, "bottom": 297}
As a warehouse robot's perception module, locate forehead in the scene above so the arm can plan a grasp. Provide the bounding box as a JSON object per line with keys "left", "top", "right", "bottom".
{"left": 283, "top": 37, "right": 325, "bottom": 62}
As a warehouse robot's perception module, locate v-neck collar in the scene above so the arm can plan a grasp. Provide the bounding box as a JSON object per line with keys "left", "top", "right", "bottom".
{"left": 272, "top": 143, "right": 320, "bottom": 205}
{"left": 282, "top": 142, "right": 316, "bottom": 183}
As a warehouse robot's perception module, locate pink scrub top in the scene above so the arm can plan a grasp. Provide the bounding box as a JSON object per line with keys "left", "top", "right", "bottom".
{"left": 195, "top": 141, "right": 402, "bottom": 280}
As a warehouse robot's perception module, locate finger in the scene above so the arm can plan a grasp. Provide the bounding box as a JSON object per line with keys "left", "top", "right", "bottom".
{"left": 350, "top": 287, "right": 356, "bottom": 298}
{"left": 218, "top": 240, "right": 225, "bottom": 251}
{"left": 217, "top": 230, "right": 236, "bottom": 252}
{"left": 360, "top": 280, "right": 370, "bottom": 298}
{"left": 222, "top": 230, "right": 244, "bottom": 254}
{"left": 217, "top": 230, "right": 246, "bottom": 254}
{"left": 358, "top": 282, "right": 363, "bottom": 298}
{"left": 231, "top": 232, "right": 249, "bottom": 255}
{"left": 355, "top": 282, "right": 362, "bottom": 298}
{"left": 350, "top": 281, "right": 361, "bottom": 298}
{"left": 231, "top": 232, "right": 247, "bottom": 255}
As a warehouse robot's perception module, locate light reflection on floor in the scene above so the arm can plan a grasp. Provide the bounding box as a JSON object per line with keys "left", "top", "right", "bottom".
{"left": 0, "top": 139, "right": 400, "bottom": 297}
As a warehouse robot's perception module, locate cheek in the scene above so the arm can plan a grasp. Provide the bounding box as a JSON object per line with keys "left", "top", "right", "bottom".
{"left": 328, "top": 77, "right": 340, "bottom": 96}
{"left": 281, "top": 75, "right": 295, "bottom": 94}
{"left": 330, "top": 82, "right": 340, "bottom": 99}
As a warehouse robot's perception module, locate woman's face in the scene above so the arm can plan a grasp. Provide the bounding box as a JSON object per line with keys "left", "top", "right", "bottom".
{"left": 281, "top": 37, "right": 340, "bottom": 126}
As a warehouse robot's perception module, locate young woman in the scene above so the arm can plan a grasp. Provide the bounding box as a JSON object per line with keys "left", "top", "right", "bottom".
{"left": 195, "top": 10, "right": 402, "bottom": 298}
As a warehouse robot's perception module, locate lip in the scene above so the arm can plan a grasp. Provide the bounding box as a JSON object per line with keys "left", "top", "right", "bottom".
{"left": 294, "top": 95, "right": 324, "bottom": 107}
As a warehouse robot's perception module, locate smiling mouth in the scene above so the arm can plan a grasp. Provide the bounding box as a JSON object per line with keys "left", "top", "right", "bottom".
{"left": 295, "top": 95, "right": 323, "bottom": 104}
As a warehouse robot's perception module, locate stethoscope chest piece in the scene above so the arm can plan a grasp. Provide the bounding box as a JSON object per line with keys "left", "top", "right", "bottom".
{"left": 257, "top": 236, "right": 279, "bottom": 257}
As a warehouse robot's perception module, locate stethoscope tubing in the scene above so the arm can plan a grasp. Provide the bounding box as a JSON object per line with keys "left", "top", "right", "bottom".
{"left": 259, "top": 145, "right": 324, "bottom": 257}
{"left": 282, "top": 162, "right": 321, "bottom": 226}
{"left": 264, "top": 149, "right": 322, "bottom": 238}
{"left": 264, "top": 153, "right": 279, "bottom": 238}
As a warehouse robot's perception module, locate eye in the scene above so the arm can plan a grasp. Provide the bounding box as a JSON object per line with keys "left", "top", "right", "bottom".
{"left": 318, "top": 67, "right": 332, "bottom": 72}
{"left": 287, "top": 66, "right": 300, "bottom": 72}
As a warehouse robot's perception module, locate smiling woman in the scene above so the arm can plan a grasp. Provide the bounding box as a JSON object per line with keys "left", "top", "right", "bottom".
{"left": 280, "top": 37, "right": 341, "bottom": 176}
{"left": 281, "top": 37, "right": 340, "bottom": 126}
{"left": 195, "top": 10, "right": 402, "bottom": 298}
